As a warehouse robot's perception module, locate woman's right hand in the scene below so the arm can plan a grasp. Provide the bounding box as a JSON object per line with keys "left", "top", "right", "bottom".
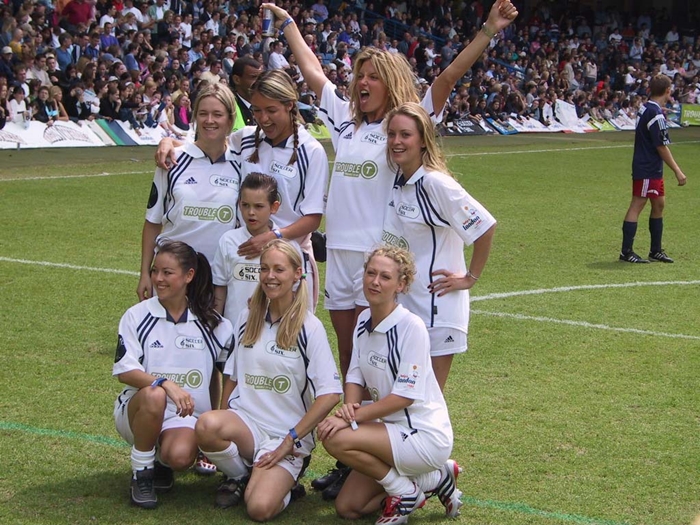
{"left": 335, "top": 402, "right": 361, "bottom": 424}
{"left": 137, "top": 273, "right": 152, "bottom": 301}
{"left": 155, "top": 137, "right": 176, "bottom": 169}
{"left": 261, "top": 3, "right": 290, "bottom": 27}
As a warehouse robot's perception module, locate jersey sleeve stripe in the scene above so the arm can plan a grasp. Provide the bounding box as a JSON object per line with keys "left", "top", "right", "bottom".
{"left": 414, "top": 184, "right": 439, "bottom": 326}
{"left": 137, "top": 315, "right": 159, "bottom": 353}
{"left": 293, "top": 145, "right": 309, "bottom": 211}
{"left": 318, "top": 107, "right": 340, "bottom": 133}
{"left": 165, "top": 155, "right": 193, "bottom": 224}
{"left": 194, "top": 319, "right": 219, "bottom": 365}
{"left": 386, "top": 326, "right": 400, "bottom": 380}
{"left": 416, "top": 180, "right": 449, "bottom": 226}
{"left": 647, "top": 114, "right": 665, "bottom": 131}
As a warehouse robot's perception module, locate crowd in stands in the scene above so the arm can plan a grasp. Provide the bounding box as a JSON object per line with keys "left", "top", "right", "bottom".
{"left": 1, "top": 0, "right": 699, "bottom": 132}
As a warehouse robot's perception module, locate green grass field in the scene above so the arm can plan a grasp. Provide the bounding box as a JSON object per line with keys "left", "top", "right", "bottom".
{"left": 1, "top": 129, "right": 699, "bottom": 525}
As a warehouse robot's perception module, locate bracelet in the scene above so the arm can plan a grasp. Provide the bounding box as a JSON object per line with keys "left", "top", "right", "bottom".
{"left": 481, "top": 23, "right": 496, "bottom": 39}
{"left": 151, "top": 377, "right": 167, "bottom": 388}
{"left": 288, "top": 427, "right": 303, "bottom": 448}
{"left": 466, "top": 269, "right": 480, "bottom": 281}
{"left": 280, "top": 18, "right": 294, "bottom": 32}
{"left": 272, "top": 228, "right": 283, "bottom": 239}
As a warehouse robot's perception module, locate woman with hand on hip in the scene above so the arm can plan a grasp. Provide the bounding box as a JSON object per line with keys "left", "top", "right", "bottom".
{"left": 317, "top": 246, "right": 459, "bottom": 525}
{"left": 195, "top": 240, "right": 342, "bottom": 520}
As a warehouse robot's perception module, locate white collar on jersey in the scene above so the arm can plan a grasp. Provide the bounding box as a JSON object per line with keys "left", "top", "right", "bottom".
{"left": 401, "top": 165, "right": 428, "bottom": 186}
{"left": 183, "top": 141, "right": 236, "bottom": 162}
{"left": 146, "top": 296, "right": 198, "bottom": 321}
{"left": 369, "top": 303, "right": 410, "bottom": 334}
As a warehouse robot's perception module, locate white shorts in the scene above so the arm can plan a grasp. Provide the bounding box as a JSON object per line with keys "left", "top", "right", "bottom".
{"left": 385, "top": 423, "right": 451, "bottom": 478}
{"left": 114, "top": 393, "right": 197, "bottom": 445}
{"left": 324, "top": 249, "right": 367, "bottom": 310}
{"left": 428, "top": 327, "right": 468, "bottom": 357}
{"left": 233, "top": 409, "right": 307, "bottom": 481}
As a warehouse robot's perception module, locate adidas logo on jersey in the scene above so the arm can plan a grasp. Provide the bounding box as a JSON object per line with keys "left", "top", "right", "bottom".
{"left": 184, "top": 177, "right": 197, "bottom": 184}
{"left": 388, "top": 200, "right": 394, "bottom": 207}
{"left": 342, "top": 131, "right": 353, "bottom": 139}
{"left": 150, "top": 340, "right": 164, "bottom": 348}
{"left": 400, "top": 432, "right": 409, "bottom": 442}
{"left": 444, "top": 335, "right": 455, "bottom": 343}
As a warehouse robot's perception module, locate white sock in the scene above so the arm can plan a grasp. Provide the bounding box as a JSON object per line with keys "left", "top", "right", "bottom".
{"left": 414, "top": 469, "right": 441, "bottom": 493}
{"left": 377, "top": 468, "right": 416, "bottom": 496}
{"left": 131, "top": 446, "right": 156, "bottom": 477}
{"left": 282, "top": 491, "right": 291, "bottom": 510}
{"left": 201, "top": 443, "right": 248, "bottom": 479}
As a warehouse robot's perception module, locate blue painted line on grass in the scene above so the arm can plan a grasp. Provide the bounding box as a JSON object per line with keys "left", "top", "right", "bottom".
{"left": 0, "top": 420, "right": 635, "bottom": 525}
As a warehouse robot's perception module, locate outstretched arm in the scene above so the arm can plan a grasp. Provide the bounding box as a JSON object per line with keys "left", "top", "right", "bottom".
{"left": 431, "top": 0, "right": 518, "bottom": 112}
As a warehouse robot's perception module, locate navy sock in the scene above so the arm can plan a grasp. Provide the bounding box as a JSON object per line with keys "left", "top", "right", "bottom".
{"left": 649, "top": 217, "right": 663, "bottom": 253}
{"left": 621, "top": 221, "right": 637, "bottom": 254}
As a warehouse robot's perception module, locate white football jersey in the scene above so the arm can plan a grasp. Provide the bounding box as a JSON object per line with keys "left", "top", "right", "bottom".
{"left": 383, "top": 167, "right": 496, "bottom": 332}
{"left": 317, "top": 80, "right": 441, "bottom": 251}
{"left": 224, "top": 310, "right": 342, "bottom": 453}
{"left": 347, "top": 305, "right": 452, "bottom": 448}
{"left": 145, "top": 142, "right": 240, "bottom": 262}
{"left": 113, "top": 297, "right": 234, "bottom": 416}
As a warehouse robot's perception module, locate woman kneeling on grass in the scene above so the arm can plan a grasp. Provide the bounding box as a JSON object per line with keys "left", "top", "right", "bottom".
{"left": 113, "top": 240, "right": 233, "bottom": 509}
{"left": 196, "top": 240, "right": 342, "bottom": 521}
{"left": 317, "top": 246, "right": 461, "bottom": 525}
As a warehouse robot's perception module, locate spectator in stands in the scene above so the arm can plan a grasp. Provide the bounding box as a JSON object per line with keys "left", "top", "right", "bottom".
{"left": 172, "top": 91, "right": 190, "bottom": 131}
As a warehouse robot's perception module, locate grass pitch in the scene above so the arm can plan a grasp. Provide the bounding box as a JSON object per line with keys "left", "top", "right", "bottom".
{"left": 1, "top": 128, "right": 699, "bottom": 525}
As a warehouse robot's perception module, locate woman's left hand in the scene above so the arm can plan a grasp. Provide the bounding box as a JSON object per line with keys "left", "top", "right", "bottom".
{"left": 254, "top": 436, "right": 296, "bottom": 470}
{"left": 317, "top": 415, "right": 350, "bottom": 441}
{"left": 428, "top": 269, "right": 475, "bottom": 296}
{"left": 237, "top": 231, "right": 276, "bottom": 259}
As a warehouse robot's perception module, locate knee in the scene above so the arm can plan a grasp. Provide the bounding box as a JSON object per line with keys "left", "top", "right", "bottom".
{"left": 195, "top": 412, "right": 220, "bottom": 445}
{"left": 335, "top": 497, "right": 363, "bottom": 520}
{"left": 245, "top": 497, "right": 280, "bottom": 522}
{"left": 322, "top": 432, "right": 347, "bottom": 457}
{"left": 137, "top": 386, "right": 167, "bottom": 414}
{"left": 160, "top": 445, "right": 197, "bottom": 471}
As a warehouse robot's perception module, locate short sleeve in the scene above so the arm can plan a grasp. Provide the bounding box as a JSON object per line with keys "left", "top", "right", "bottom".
{"left": 390, "top": 318, "right": 431, "bottom": 401}
{"left": 648, "top": 112, "right": 671, "bottom": 148}
{"left": 303, "top": 317, "right": 343, "bottom": 397}
{"left": 211, "top": 234, "right": 230, "bottom": 287}
{"left": 144, "top": 166, "right": 168, "bottom": 225}
{"left": 112, "top": 308, "right": 146, "bottom": 376}
{"left": 318, "top": 80, "right": 351, "bottom": 150}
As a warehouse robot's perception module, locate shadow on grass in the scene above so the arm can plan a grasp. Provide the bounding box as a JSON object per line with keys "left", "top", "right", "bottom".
{"left": 586, "top": 260, "right": 643, "bottom": 271}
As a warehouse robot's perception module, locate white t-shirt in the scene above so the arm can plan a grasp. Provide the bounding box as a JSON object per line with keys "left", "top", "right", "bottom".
{"left": 113, "top": 297, "right": 233, "bottom": 416}
{"left": 224, "top": 310, "right": 342, "bottom": 453}
{"left": 382, "top": 166, "right": 496, "bottom": 332}
{"left": 145, "top": 142, "right": 240, "bottom": 262}
{"left": 211, "top": 222, "right": 303, "bottom": 327}
{"left": 268, "top": 51, "right": 289, "bottom": 70}
{"left": 229, "top": 125, "right": 328, "bottom": 240}
{"left": 317, "top": 80, "right": 441, "bottom": 251}
{"left": 347, "top": 305, "right": 452, "bottom": 449}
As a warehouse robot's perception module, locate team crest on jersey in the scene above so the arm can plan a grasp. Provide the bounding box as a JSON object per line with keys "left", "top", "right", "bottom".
{"left": 115, "top": 334, "right": 127, "bottom": 363}
{"left": 397, "top": 203, "right": 420, "bottom": 219}
{"left": 265, "top": 341, "right": 300, "bottom": 359}
{"left": 234, "top": 263, "right": 261, "bottom": 282}
{"left": 182, "top": 202, "right": 235, "bottom": 223}
{"left": 175, "top": 336, "right": 205, "bottom": 350}
{"left": 360, "top": 132, "right": 386, "bottom": 145}
{"left": 153, "top": 369, "right": 204, "bottom": 388}
{"left": 381, "top": 230, "right": 409, "bottom": 250}
{"left": 269, "top": 160, "right": 297, "bottom": 179}
{"left": 244, "top": 373, "right": 292, "bottom": 394}
{"left": 457, "top": 205, "right": 482, "bottom": 231}
{"left": 397, "top": 365, "right": 419, "bottom": 389}
{"left": 210, "top": 174, "right": 239, "bottom": 189}
{"left": 368, "top": 351, "right": 386, "bottom": 370}
{"left": 334, "top": 160, "right": 378, "bottom": 179}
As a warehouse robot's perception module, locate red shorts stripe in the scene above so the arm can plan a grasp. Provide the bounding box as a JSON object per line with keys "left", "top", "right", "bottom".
{"left": 632, "top": 178, "right": 664, "bottom": 198}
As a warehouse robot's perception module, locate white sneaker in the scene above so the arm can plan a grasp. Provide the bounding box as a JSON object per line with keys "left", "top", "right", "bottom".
{"left": 375, "top": 484, "right": 426, "bottom": 525}
{"left": 429, "top": 459, "right": 463, "bottom": 517}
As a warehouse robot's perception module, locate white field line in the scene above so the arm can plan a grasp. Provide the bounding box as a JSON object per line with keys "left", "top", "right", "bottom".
{"left": 4, "top": 141, "right": 698, "bottom": 181}
{"left": 0, "top": 170, "right": 149, "bottom": 182}
{"left": 472, "top": 309, "right": 700, "bottom": 341}
{"left": 0, "top": 257, "right": 139, "bottom": 276}
{"left": 472, "top": 280, "right": 700, "bottom": 302}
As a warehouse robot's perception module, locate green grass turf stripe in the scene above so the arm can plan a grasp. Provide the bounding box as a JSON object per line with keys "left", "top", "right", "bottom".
{"left": 461, "top": 496, "right": 632, "bottom": 525}
{"left": 0, "top": 420, "right": 634, "bottom": 525}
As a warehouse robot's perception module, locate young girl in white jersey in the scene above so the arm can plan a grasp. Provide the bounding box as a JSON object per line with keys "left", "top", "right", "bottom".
{"left": 383, "top": 102, "right": 496, "bottom": 390}
{"left": 138, "top": 83, "right": 240, "bottom": 301}
{"left": 262, "top": 0, "right": 516, "bottom": 497}
{"left": 113, "top": 241, "right": 233, "bottom": 509}
{"left": 317, "top": 246, "right": 460, "bottom": 525}
{"left": 156, "top": 70, "right": 329, "bottom": 308}
{"left": 195, "top": 240, "right": 342, "bottom": 520}
{"left": 211, "top": 172, "right": 306, "bottom": 327}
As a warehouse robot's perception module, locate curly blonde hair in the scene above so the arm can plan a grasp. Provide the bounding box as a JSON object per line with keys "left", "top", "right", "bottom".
{"left": 364, "top": 245, "right": 416, "bottom": 294}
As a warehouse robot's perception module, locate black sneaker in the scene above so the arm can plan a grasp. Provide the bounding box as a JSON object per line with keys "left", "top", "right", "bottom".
{"left": 131, "top": 468, "right": 157, "bottom": 509}
{"left": 649, "top": 250, "right": 674, "bottom": 263}
{"left": 290, "top": 482, "right": 306, "bottom": 503}
{"left": 153, "top": 461, "right": 174, "bottom": 492}
{"left": 215, "top": 476, "right": 248, "bottom": 508}
{"left": 311, "top": 467, "right": 345, "bottom": 491}
{"left": 619, "top": 251, "right": 649, "bottom": 263}
{"left": 321, "top": 467, "right": 351, "bottom": 501}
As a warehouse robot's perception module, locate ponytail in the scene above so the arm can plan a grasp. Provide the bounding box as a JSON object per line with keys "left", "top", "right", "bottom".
{"left": 186, "top": 252, "right": 221, "bottom": 331}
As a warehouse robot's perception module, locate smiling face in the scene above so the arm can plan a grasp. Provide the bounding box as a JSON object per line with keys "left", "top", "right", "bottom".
{"left": 259, "top": 248, "right": 301, "bottom": 303}
{"left": 193, "top": 94, "right": 230, "bottom": 142}
{"left": 387, "top": 113, "right": 424, "bottom": 177}
{"left": 355, "top": 58, "right": 389, "bottom": 121}
{"left": 250, "top": 91, "right": 293, "bottom": 145}
{"left": 363, "top": 254, "right": 405, "bottom": 307}
{"left": 151, "top": 251, "right": 193, "bottom": 304}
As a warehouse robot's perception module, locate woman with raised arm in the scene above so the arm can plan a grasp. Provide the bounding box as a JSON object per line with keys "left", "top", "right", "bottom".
{"left": 261, "top": 0, "right": 516, "bottom": 498}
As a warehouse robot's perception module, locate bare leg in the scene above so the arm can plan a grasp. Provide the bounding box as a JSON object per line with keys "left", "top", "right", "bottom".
{"left": 159, "top": 427, "right": 198, "bottom": 471}
{"left": 244, "top": 465, "right": 296, "bottom": 522}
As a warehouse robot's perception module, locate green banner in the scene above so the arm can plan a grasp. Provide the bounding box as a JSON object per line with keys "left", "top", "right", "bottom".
{"left": 681, "top": 104, "right": 700, "bottom": 126}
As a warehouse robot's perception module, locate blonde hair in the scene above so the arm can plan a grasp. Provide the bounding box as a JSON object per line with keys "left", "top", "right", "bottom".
{"left": 385, "top": 102, "right": 450, "bottom": 176}
{"left": 241, "top": 240, "right": 309, "bottom": 349}
{"left": 365, "top": 245, "right": 416, "bottom": 293}
{"left": 192, "top": 81, "right": 237, "bottom": 122}
{"left": 248, "top": 69, "right": 301, "bottom": 166}
{"left": 348, "top": 48, "right": 419, "bottom": 126}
